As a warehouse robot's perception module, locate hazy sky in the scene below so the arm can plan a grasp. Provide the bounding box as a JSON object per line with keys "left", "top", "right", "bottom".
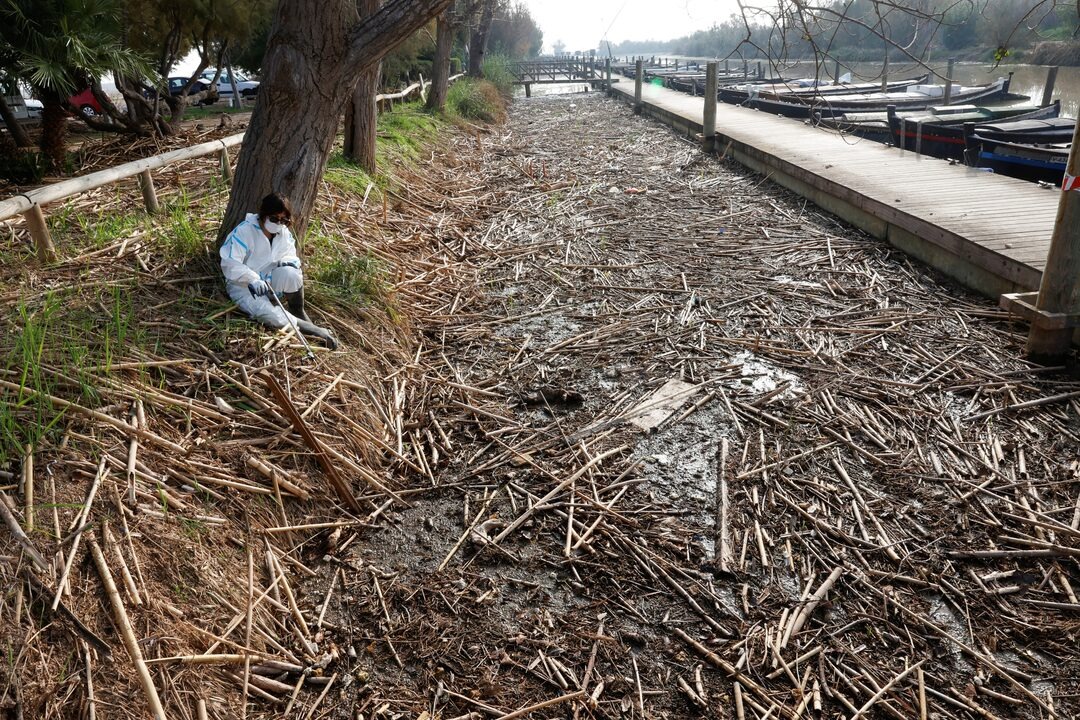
{"left": 523, "top": 0, "right": 745, "bottom": 53}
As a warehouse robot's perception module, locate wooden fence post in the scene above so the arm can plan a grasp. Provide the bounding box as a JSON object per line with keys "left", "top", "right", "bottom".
{"left": 702, "top": 62, "right": 718, "bottom": 153}
{"left": 1024, "top": 122, "right": 1080, "bottom": 359}
{"left": 634, "top": 60, "right": 643, "bottom": 113}
{"left": 24, "top": 203, "right": 56, "bottom": 264}
{"left": 219, "top": 146, "right": 233, "bottom": 184}
{"left": 137, "top": 170, "right": 159, "bottom": 214}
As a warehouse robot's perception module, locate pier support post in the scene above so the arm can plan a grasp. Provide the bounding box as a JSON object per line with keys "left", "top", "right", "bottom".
{"left": 702, "top": 62, "right": 718, "bottom": 153}
{"left": 724, "top": 58, "right": 729, "bottom": 74}
{"left": 833, "top": 60, "right": 841, "bottom": 83}
{"left": 524, "top": 83, "right": 531, "bottom": 98}
{"left": 605, "top": 59, "right": 612, "bottom": 94}
{"left": 1041, "top": 66, "right": 1058, "bottom": 107}
{"left": 943, "top": 58, "right": 955, "bottom": 105}
{"left": 1023, "top": 122, "right": 1080, "bottom": 360}
{"left": 634, "top": 59, "right": 643, "bottom": 114}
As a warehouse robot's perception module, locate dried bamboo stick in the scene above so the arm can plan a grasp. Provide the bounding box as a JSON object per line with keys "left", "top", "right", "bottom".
{"left": 88, "top": 537, "right": 166, "bottom": 720}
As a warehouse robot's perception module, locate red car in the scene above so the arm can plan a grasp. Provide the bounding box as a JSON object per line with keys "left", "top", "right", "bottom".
{"left": 70, "top": 87, "right": 104, "bottom": 117}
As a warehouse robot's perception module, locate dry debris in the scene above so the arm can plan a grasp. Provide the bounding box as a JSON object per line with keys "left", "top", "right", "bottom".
{"left": 0, "top": 90, "right": 1078, "bottom": 720}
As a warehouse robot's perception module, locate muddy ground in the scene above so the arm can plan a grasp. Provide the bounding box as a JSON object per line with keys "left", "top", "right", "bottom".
{"left": 293, "top": 92, "right": 1080, "bottom": 719}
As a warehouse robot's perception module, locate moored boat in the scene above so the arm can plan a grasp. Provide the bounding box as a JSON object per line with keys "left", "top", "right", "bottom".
{"left": 966, "top": 134, "right": 1070, "bottom": 184}
{"left": 730, "top": 77, "right": 1015, "bottom": 119}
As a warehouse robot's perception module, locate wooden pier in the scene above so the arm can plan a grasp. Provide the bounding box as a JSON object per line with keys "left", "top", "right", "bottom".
{"left": 510, "top": 57, "right": 599, "bottom": 96}
{"left": 609, "top": 78, "right": 1062, "bottom": 299}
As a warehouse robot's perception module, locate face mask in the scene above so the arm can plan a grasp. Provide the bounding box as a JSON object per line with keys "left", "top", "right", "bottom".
{"left": 263, "top": 219, "right": 283, "bottom": 235}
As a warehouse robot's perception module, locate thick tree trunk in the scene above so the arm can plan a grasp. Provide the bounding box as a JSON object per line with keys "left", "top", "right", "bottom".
{"left": 38, "top": 89, "right": 68, "bottom": 171}
{"left": 0, "top": 95, "right": 33, "bottom": 148}
{"left": 343, "top": 0, "right": 382, "bottom": 174}
{"left": 426, "top": 9, "right": 455, "bottom": 112}
{"left": 220, "top": 0, "right": 451, "bottom": 242}
{"left": 343, "top": 62, "right": 382, "bottom": 174}
{"left": 467, "top": 0, "right": 497, "bottom": 77}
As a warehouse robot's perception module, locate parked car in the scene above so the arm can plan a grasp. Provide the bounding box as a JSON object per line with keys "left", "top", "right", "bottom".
{"left": 199, "top": 69, "right": 259, "bottom": 98}
{"left": 1, "top": 95, "right": 35, "bottom": 123}
{"left": 70, "top": 87, "right": 104, "bottom": 117}
{"left": 153, "top": 77, "right": 218, "bottom": 105}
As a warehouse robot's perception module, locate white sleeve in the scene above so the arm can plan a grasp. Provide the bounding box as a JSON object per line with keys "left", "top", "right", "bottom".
{"left": 220, "top": 225, "right": 260, "bottom": 286}
{"left": 278, "top": 229, "right": 301, "bottom": 268}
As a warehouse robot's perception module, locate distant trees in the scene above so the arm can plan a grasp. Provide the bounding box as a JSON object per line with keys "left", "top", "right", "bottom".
{"left": 487, "top": 2, "right": 543, "bottom": 59}
{"left": 607, "top": 0, "right": 1077, "bottom": 68}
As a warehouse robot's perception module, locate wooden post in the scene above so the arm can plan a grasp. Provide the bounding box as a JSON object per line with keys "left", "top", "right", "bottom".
{"left": 1025, "top": 121, "right": 1080, "bottom": 359}
{"left": 702, "top": 62, "right": 718, "bottom": 153}
{"left": 605, "top": 58, "right": 612, "bottom": 94}
{"left": 24, "top": 203, "right": 56, "bottom": 264}
{"left": 524, "top": 83, "right": 531, "bottom": 98}
{"left": 137, "top": 169, "right": 159, "bottom": 214}
{"left": 1041, "top": 66, "right": 1059, "bottom": 107}
{"left": 757, "top": 61, "right": 763, "bottom": 79}
{"left": 742, "top": 59, "right": 748, "bottom": 78}
{"left": 634, "top": 59, "right": 643, "bottom": 114}
{"left": 833, "top": 60, "right": 841, "bottom": 83}
{"left": 219, "top": 146, "right": 233, "bottom": 184}
{"left": 943, "top": 58, "right": 955, "bottom": 105}
{"left": 724, "top": 58, "right": 729, "bottom": 74}
{"left": 961, "top": 122, "right": 978, "bottom": 166}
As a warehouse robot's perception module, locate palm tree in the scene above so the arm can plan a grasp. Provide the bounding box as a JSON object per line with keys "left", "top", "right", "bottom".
{"left": 0, "top": 0, "right": 151, "bottom": 168}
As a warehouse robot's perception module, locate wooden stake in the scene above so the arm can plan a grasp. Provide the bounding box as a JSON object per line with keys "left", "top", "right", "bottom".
{"left": 25, "top": 203, "right": 57, "bottom": 264}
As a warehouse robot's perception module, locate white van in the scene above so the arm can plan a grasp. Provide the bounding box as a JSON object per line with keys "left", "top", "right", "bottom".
{"left": 199, "top": 70, "right": 260, "bottom": 98}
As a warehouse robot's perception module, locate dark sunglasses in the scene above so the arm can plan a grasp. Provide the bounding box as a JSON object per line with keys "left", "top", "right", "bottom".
{"left": 268, "top": 214, "right": 290, "bottom": 225}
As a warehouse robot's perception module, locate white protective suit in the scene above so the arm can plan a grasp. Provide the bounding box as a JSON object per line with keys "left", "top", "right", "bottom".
{"left": 220, "top": 213, "right": 303, "bottom": 328}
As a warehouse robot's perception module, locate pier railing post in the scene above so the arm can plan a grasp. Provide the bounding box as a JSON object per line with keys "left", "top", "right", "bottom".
{"left": 702, "top": 61, "right": 718, "bottom": 153}
{"left": 634, "top": 59, "right": 643, "bottom": 114}
{"left": 943, "top": 57, "right": 955, "bottom": 105}
{"left": 1041, "top": 66, "right": 1058, "bottom": 107}
{"left": 1024, "top": 122, "right": 1080, "bottom": 359}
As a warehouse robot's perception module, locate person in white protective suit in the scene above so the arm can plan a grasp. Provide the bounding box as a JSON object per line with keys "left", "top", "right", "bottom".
{"left": 220, "top": 192, "right": 338, "bottom": 349}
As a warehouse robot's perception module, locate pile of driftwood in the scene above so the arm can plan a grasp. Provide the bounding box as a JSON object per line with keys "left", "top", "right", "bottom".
{"left": 0, "top": 91, "right": 1078, "bottom": 720}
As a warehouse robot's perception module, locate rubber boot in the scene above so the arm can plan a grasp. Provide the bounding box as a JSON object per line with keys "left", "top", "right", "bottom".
{"left": 287, "top": 286, "right": 312, "bottom": 322}
{"left": 297, "top": 319, "right": 339, "bottom": 350}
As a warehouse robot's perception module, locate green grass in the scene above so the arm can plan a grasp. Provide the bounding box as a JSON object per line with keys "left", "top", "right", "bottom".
{"left": 326, "top": 102, "right": 447, "bottom": 194}
{"left": 181, "top": 104, "right": 249, "bottom": 121}
{"left": 0, "top": 285, "right": 147, "bottom": 467}
{"left": 310, "top": 252, "right": 389, "bottom": 308}
{"left": 75, "top": 210, "right": 147, "bottom": 249}
{"left": 376, "top": 103, "right": 445, "bottom": 161}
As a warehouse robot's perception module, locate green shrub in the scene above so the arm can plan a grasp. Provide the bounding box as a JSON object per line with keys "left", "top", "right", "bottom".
{"left": 481, "top": 53, "right": 514, "bottom": 97}
{"left": 447, "top": 79, "right": 506, "bottom": 123}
